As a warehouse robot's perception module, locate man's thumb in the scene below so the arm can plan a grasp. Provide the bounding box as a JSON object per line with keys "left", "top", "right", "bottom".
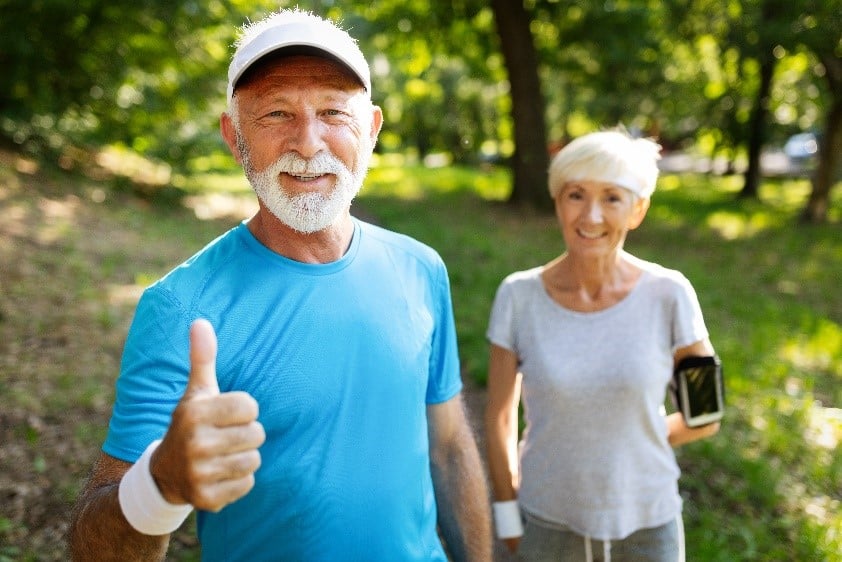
{"left": 187, "top": 318, "right": 219, "bottom": 394}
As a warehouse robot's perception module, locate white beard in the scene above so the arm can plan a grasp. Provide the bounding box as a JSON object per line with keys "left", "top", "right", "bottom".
{"left": 242, "top": 141, "right": 371, "bottom": 234}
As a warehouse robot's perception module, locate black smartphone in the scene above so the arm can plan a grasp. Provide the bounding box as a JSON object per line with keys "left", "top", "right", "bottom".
{"left": 673, "top": 355, "right": 724, "bottom": 428}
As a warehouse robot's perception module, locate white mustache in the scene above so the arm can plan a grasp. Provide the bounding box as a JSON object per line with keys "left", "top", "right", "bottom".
{"left": 273, "top": 151, "right": 347, "bottom": 177}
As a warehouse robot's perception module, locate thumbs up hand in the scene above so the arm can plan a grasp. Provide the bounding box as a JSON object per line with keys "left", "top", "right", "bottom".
{"left": 150, "top": 319, "right": 266, "bottom": 512}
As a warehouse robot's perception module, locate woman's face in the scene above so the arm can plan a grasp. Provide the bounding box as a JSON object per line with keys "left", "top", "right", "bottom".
{"left": 554, "top": 179, "right": 649, "bottom": 258}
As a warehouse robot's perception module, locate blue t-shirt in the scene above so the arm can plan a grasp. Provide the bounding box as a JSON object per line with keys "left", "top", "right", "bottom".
{"left": 104, "top": 219, "right": 462, "bottom": 561}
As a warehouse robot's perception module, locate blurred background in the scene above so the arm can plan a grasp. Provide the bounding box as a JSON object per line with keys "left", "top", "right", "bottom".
{"left": 0, "top": 1, "right": 839, "bottom": 560}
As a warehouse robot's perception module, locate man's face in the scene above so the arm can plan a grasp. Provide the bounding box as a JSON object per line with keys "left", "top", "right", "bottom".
{"left": 226, "top": 55, "right": 382, "bottom": 233}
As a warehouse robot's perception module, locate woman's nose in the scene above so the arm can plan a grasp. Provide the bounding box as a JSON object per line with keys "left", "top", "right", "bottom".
{"left": 585, "top": 201, "right": 603, "bottom": 223}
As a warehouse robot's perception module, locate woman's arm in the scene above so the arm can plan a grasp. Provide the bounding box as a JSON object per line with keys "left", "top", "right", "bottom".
{"left": 484, "top": 344, "right": 523, "bottom": 552}
{"left": 668, "top": 339, "right": 721, "bottom": 447}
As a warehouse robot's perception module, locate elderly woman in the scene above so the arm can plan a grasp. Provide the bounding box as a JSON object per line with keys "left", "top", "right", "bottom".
{"left": 485, "top": 130, "right": 720, "bottom": 562}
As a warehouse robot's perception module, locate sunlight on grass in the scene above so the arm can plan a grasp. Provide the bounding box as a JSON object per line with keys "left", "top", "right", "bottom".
{"left": 97, "top": 144, "right": 172, "bottom": 186}
{"left": 173, "top": 171, "right": 249, "bottom": 193}
{"left": 781, "top": 318, "right": 842, "bottom": 373}
{"left": 759, "top": 180, "right": 813, "bottom": 211}
{"left": 364, "top": 166, "right": 426, "bottom": 199}
{"left": 706, "top": 210, "right": 781, "bottom": 239}
{"left": 805, "top": 406, "right": 842, "bottom": 450}
{"left": 660, "top": 172, "right": 744, "bottom": 195}
{"left": 365, "top": 160, "right": 510, "bottom": 201}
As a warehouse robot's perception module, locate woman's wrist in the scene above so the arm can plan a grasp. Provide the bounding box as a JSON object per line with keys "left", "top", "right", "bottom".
{"left": 492, "top": 499, "right": 524, "bottom": 539}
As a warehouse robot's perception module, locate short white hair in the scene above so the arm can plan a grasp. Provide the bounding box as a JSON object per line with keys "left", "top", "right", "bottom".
{"left": 548, "top": 130, "right": 662, "bottom": 199}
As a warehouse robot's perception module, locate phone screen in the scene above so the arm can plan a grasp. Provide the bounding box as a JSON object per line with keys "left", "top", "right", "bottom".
{"left": 678, "top": 361, "right": 724, "bottom": 427}
{"left": 684, "top": 365, "right": 720, "bottom": 416}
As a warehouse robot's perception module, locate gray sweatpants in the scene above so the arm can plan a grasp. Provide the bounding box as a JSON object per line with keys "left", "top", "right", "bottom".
{"left": 517, "top": 516, "right": 685, "bottom": 562}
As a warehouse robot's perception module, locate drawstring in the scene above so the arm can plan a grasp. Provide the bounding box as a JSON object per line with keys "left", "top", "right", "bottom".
{"left": 583, "top": 535, "right": 611, "bottom": 562}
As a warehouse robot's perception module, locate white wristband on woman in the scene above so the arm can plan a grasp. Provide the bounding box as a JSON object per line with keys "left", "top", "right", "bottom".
{"left": 118, "top": 439, "right": 193, "bottom": 535}
{"left": 492, "top": 500, "right": 524, "bottom": 539}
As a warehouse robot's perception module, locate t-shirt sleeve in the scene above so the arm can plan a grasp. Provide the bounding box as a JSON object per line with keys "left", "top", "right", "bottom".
{"left": 103, "top": 286, "right": 193, "bottom": 463}
{"left": 486, "top": 277, "right": 517, "bottom": 353}
{"left": 671, "top": 273, "right": 710, "bottom": 351}
{"left": 425, "top": 257, "right": 463, "bottom": 404}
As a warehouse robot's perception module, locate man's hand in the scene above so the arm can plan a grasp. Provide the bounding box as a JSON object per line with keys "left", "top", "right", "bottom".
{"left": 150, "top": 319, "right": 266, "bottom": 512}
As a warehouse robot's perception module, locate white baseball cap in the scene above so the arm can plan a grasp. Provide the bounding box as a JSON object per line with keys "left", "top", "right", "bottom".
{"left": 227, "top": 10, "right": 371, "bottom": 102}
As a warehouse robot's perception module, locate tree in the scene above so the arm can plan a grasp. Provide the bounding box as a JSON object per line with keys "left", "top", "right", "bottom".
{"left": 740, "top": 0, "right": 784, "bottom": 198}
{"left": 800, "top": 54, "right": 841, "bottom": 223}
{"left": 490, "top": 0, "right": 551, "bottom": 210}
{"left": 794, "top": 1, "right": 842, "bottom": 223}
{"left": 663, "top": 0, "right": 840, "bottom": 215}
{"left": 534, "top": 1, "right": 673, "bottom": 140}
{"left": 0, "top": 0, "right": 239, "bottom": 165}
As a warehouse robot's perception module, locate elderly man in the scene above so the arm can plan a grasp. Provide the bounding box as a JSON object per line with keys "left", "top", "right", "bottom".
{"left": 69, "top": 9, "right": 491, "bottom": 561}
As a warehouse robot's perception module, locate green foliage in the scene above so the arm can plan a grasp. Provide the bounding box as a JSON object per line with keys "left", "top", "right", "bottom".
{"left": 532, "top": 0, "right": 672, "bottom": 139}
{"left": 1, "top": 0, "right": 836, "bottom": 183}
{"left": 661, "top": 0, "right": 838, "bottom": 153}
{"left": 0, "top": 0, "right": 285, "bottom": 165}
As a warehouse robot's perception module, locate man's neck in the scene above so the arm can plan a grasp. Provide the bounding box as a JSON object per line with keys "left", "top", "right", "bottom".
{"left": 246, "top": 210, "right": 354, "bottom": 264}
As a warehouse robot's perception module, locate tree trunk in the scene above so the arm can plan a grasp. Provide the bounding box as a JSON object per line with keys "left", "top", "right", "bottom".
{"left": 740, "top": 53, "right": 776, "bottom": 198}
{"left": 800, "top": 54, "right": 842, "bottom": 224}
{"left": 490, "top": 0, "right": 551, "bottom": 210}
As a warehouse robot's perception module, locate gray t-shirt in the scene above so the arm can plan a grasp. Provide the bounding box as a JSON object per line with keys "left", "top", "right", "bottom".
{"left": 486, "top": 258, "right": 709, "bottom": 540}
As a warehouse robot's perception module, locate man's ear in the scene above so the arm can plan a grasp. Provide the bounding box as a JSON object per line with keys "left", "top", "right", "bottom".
{"left": 220, "top": 112, "right": 243, "bottom": 165}
{"left": 370, "top": 105, "right": 384, "bottom": 145}
{"left": 627, "top": 197, "right": 650, "bottom": 230}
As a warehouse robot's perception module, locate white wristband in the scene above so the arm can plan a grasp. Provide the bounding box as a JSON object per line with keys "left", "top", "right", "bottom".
{"left": 118, "top": 439, "right": 193, "bottom": 535}
{"left": 492, "top": 500, "right": 524, "bottom": 539}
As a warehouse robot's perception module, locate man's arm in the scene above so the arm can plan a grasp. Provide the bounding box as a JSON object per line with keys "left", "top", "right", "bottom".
{"left": 427, "top": 394, "right": 493, "bottom": 562}
{"left": 68, "top": 453, "right": 169, "bottom": 561}
{"left": 68, "top": 320, "right": 265, "bottom": 560}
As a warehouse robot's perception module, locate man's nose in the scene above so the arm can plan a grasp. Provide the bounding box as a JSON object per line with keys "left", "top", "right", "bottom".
{"left": 288, "top": 116, "right": 327, "bottom": 159}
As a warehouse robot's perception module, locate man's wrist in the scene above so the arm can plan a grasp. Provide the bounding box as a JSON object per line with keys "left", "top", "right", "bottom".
{"left": 118, "top": 439, "right": 193, "bottom": 535}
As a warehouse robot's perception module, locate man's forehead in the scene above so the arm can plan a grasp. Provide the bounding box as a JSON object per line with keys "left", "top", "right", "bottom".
{"left": 237, "top": 54, "right": 364, "bottom": 94}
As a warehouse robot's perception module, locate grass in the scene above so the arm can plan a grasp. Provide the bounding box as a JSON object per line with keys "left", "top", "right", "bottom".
{"left": 0, "top": 149, "right": 839, "bottom": 560}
